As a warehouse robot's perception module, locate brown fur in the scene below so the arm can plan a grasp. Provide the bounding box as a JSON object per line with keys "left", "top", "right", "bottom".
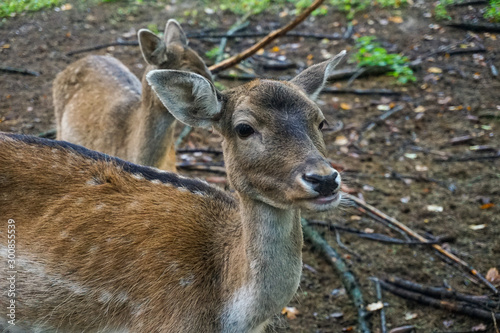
{"left": 53, "top": 20, "right": 211, "bottom": 172}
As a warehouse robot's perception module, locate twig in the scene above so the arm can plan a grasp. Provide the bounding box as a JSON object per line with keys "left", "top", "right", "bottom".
{"left": 0, "top": 66, "right": 40, "bottom": 76}
{"left": 187, "top": 31, "right": 345, "bottom": 40}
{"left": 38, "top": 128, "right": 57, "bottom": 139}
{"left": 215, "top": 14, "right": 251, "bottom": 64}
{"left": 327, "top": 59, "right": 422, "bottom": 82}
{"left": 361, "top": 105, "right": 404, "bottom": 133}
{"left": 66, "top": 41, "right": 139, "bottom": 56}
{"left": 333, "top": 227, "right": 361, "bottom": 259}
{"left": 301, "top": 219, "right": 371, "bottom": 333}
{"left": 379, "top": 279, "right": 500, "bottom": 320}
{"left": 308, "top": 220, "right": 439, "bottom": 245}
{"left": 343, "top": 193, "right": 499, "bottom": 294}
{"left": 321, "top": 87, "right": 402, "bottom": 96}
{"left": 386, "top": 276, "right": 499, "bottom": 310}
{"left": 175, "top": 125, "right": 193, "bottom": 149}
{"left": 434, "top": 151, "right": 500, "bottom": 162}
{"left": 388, "top": 171, "right": 457, "bottom": 193}
{"left": 209, "top": 0, "right": 326, "bottom": 74}
{"left": 438, "top": 47, "right": 487, "bottom": 56}
{"left": 370, "top": 277, "right": 387, "bottom": 333}
{"left": 494, "top": 312, "right": 500, "bottom": 333}
{"left": 450, "top": 0, "right": 488, "bottom": 6}
{"left": 446, "top": 22, "right": 500, "bottom": 33}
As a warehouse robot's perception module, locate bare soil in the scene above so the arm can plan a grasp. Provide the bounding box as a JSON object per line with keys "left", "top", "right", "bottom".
{"left": 0, "top": 1, "right": 499, "bottom": 332}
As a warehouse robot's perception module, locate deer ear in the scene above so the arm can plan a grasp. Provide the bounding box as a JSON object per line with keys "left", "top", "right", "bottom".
{"left": 164, "top": 19, "right": 188, "bottom": 46}
{"left": 147, "top": 70, "right": 221, "bottom": 129}
{"left": 138, "top": 29, "right": 164, "bottom": 66}
{"left": 290, "top": 50, "right": 346, "bottom": 100}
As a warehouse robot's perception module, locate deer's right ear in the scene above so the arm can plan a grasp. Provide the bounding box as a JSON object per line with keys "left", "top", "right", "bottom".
{"left": 147, "top": 70, "right": 221, "bottom": 129}
{"left": 138, "top": 29, "right": 164, "bottom": 65}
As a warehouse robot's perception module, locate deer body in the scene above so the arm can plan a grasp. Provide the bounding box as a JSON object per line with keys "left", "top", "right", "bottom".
{"left": 0, "top": 51, "right": 345, "bottom": 332}
{"left": 53, "top": 20, "right": 211, "bottom": 172}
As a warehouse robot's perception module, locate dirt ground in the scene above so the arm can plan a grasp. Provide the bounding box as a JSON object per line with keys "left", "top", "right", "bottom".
{"left": 1, "top": 0, "right": 499, "bottom": 332}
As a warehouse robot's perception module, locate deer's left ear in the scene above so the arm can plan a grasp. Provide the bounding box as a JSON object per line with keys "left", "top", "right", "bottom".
{"left": 290, "top": 50, "right": 346, "bottom": 100}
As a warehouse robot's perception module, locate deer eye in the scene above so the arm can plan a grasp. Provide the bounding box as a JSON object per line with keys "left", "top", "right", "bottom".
{"left": 235, "top": 124, "right": 255, "bottom": 138}
{"left": 318, "top": 120, "right": 327, "bottom": 131}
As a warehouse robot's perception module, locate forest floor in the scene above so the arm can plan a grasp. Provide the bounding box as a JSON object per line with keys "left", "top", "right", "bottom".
{"left": 0, "top": 0, "right": 499, "bottom": 332}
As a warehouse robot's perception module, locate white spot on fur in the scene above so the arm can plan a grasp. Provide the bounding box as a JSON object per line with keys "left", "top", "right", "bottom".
{"left": 178, "top": 187, "right": 188, "bottom": 193}
{"left": 179, "top": 274, "right": 195, "bottom": 287}
{"left": 95, "top": 203, "right": 105, "bottom": 210}
{"left": 99, "top": 291, "right": 112, "bottom": 303}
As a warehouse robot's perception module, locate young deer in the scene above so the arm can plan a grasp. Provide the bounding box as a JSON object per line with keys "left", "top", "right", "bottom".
{"left": 53, "top": 19, "right": 211, "bottom": 172}
{"left": 0, "top": 51, "right": 345, "bottom": 332}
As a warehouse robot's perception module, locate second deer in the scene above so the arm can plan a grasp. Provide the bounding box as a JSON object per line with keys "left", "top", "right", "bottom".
{"left": 53, "top": 19, "right": 211, "bottom": 172}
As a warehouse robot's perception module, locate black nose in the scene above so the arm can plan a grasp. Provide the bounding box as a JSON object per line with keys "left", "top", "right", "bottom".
{"left": 302, "top": 172, "right": 340, "bottom": 197}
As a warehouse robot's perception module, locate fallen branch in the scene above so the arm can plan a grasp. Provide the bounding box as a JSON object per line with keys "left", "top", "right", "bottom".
{"left": 0, "top": 65, "right": 40, "bottom": 76}
{"left": 215, "top": 14, "right": 251, "bottom": 64}
{"left": 370, "top": 277, "right": 387, "bottom": 333}
{"left": 361, "top": 105, "right": 404, "bottom": 133}
{"left": 308, "top": 220, "right": 439, "bottom": 245}
{"left": 446, "top": 22, "right": 500, "bottom": 33}
{"left": 434, "top": 151, "right": 500, "bottom": 162}
{"left": 66, "top": 40, "right": 139, "bottom": 56}
{"left": 321, "top": 87, "right": 402, "bottom": 96}
{"left": 379, "top": 278, "right": 500, "bottom": 320}
{"left": 450, "top": 0, "right": 488, "bottom": 6}
{"left": 327, "top": 59, "right": 422, "bottom": 82}
{"left": 187, "top": 31, "right": 345, "bottom": 40}
{"left": 344, "top": 193, "right": 498, "bottom": 294}
{"left": 386, "top": 276, "right": 500, "bottom": 309}
{"left": 209, "top": 0, "right": 326, "bottom": 74}
{"left": 301, "top": 219, "right": 371, "bottom": 333}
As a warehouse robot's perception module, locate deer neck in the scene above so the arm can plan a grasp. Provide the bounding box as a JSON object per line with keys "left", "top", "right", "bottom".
{"left": 127, "top": 66, "right": 177, "bottom": 169}
{"left": 222, "top": 194, "right": 303, "bottom": 331}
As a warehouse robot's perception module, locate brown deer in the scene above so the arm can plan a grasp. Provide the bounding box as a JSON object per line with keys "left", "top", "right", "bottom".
{"left": 53, "top": 19, "right": 211, "bottom": 172}
{"left": 0, "top": 51, "right": 345, "bottom": 332}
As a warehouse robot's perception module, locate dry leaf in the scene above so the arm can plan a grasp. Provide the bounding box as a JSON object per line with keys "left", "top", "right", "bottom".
{"left": 471, "top": 323, "right": 487, "bottom": 331}
{"left": 427, "top": 205, "right": 443, "bottom": 212}
{"left": 389, "top": 325, "right": 416, "bottom": 333}
{"left": 281, "top": 306, "right": 299, "bottom": 319}
{"left": 61, "top": 3, "right": 73, "bottom": 10}
{"left": 415, "top": 165, "right": 428, "bottom": 171}
{"left": 404, "top": 153, "right": 417, "bottom": 159}
{"left": 427, "top": 67, "right": 443, "bottom": 74}
{"left": 271, "top": 46, "right": 280, "bottom": 53}
{"left": 2, "top": 44, "right": 10, "bottom": 49}
{"left": 486, "top": 268, "right": 500, "bottom": 286}
{"left": 389, "top": 16, "right": 403, "bottom": 23}
{"left": 469, "top": 224, "right": 487, "bottom": 230}
{"left": 334, "top": 135, "right": 349, "bottom": 146}
{"left": 366, "top": 301, "right": 384, "bottom": 311}
{"left": 480, "top": 203, "right": 494, "bottom": 209}
{"left": 340, "top": 103, "right": 352, "bottom": 110}
{"left": 364, "top": 228, "right": 374, "bottom": 234}
{"left": 404, "top": 312, "right": 418, "bottom": 320}
{"left": 414, "top": 105, "right": 426, "bottom": 113}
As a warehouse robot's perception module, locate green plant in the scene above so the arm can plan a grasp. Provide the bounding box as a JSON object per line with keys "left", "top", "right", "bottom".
{"left": 485, "top": 0, "right": 500, "bottom": 22}
{"left": 434, "top": 2, "right": 451, "bottom": 20}
{"left": 205, "top": 46, "right": 221, "bottom": 60}
{"left": 352, "top": 36, "right": 416, "bottom": 84}
{"left": 147, "top": 23, "right": 159, "bottom": 34}
{"left": 217, "top": 0, "right": 273, "bottom": 15}
{"left": 0, "top": 0, "right": 62, "bottom": 18}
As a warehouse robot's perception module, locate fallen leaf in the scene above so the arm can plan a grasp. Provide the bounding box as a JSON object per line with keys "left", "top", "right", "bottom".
{"left": 404, "top": 312, "right": 418, "bottom": 320}
{"left": 389, "top": 325, "right": 416, "bottom": 333}
{"left": 2, "top": 44, "right": 10, "bottom": 49}
{"left": 350, "top": 215, "right": 362, "bottom": 221}
{"left": 469, "top": 224, "right": 487, "bottom": 230}
{"left": 404, "top": 153, "right": 417, "bottom": 159}
{"left": 443, "top": 319, "right": 454, "bottom": 328}
{"left": 480, "top": 203, "right": 494, "bottom": 209}
{"left": 400, "top": 196, "right": 410, "bottom": 203}
{"left": 256, "top": 48, "right": 265, "bottom": 55}
{"left": 271, "top": 46, "right": 280, "bottom": 53}
{"left": 281, "top": 307, "right": 299, "bottom": 319}
{"left": 414, "top": 105, "right": 426, "bottom": 113}
{"left": 61, "top": 3, "right": 73, "bottom": 10}
{"left": 415, "top": 165, "right": 428, "bottom": 171}
{"left": 427, "top": 205, "right": 443, "bottom": 212}
{"left": 471, "top": 323, "right": 487, "bottom": 331}
{"left": 366, "top": 301, "right": 384, "bottom": 311}
{"left": 377, "top": 104, "right": 391, "bottom": 111}
{"left": 486, "top": 268, "right": 500, "bottom": 286}
{"left": 362, "top": 185, "right": 374, "bottom": 192}
{"left": 364, "top": 228, "right": 374, "bottom": 234}
{"left": 340, "top": 103, "right": 352, "bottom": 110}
{"left": 389, "top": 16, "right": 403, "bottom": 23}
{"left": 329, "top": 312, "right": 344, "bottom": 318}
{"left": 427, "top": 67, "right": 443, "bottom": 74}
{"left": 334, "top": 135, "right": 349, "bottom": 146}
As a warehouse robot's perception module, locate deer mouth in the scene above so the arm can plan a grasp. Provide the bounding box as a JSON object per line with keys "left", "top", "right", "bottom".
{"left": 300, "top": 192, "right": 341, "bottom": 211}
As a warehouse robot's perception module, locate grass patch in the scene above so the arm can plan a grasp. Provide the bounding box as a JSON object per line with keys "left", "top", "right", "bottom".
{"left": 351, "top": 36, "right": 416, "bottom": 84}
{"left": 1, "top": 0, "right": 62, "bottom": 18}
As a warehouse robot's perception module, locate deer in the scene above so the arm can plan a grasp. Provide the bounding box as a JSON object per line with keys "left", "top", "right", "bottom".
{"left": 53, "top": 19, "right": 212, "bottom": 172}
{"left": 0, "top": 51, "right": 346, "bottom": 333}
